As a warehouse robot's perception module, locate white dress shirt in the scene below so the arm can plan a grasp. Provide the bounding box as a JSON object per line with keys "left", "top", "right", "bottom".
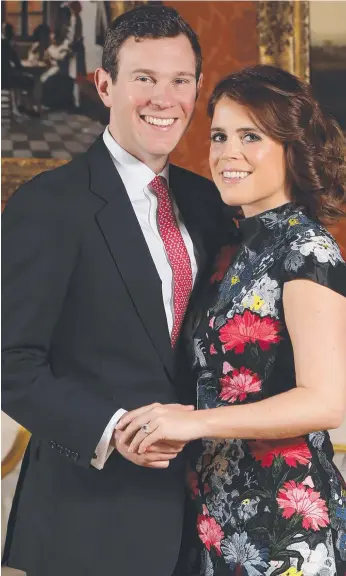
{"left": 91, "top": 127, "right": 198, "bottom": 469}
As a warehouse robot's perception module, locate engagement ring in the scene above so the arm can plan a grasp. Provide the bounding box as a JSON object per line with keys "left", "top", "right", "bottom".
{"left": 141, "top": 423, "right": 150, "bottom": 435}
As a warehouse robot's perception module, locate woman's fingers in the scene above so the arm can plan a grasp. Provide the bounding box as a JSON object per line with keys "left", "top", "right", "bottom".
{"left": 129, "top": 421, "right": 159, "bottom": 453}
{"left": 116, "top": 404, "right": 194, "bottom": 431}
{"left": 138, "top": 429, "right": 162, "bottom": 454}
{"left": 117, "top": 404, "right": 194, "bottom": 444}
{"left": 169, "top": 404, "right": 195, "bottom": 412}
{"left": 115, "top": 403, "right": 161, "bottom": 431}
{"left": 118, "top": 414, "right": 152, "bottom": 445}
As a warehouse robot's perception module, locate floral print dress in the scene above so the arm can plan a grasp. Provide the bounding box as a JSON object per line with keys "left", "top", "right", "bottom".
{"left": 187, "top": 203, "right": 346, "bottom": 576}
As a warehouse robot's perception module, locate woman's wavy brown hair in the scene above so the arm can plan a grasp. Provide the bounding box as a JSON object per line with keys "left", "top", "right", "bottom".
{"left": 208, "top": 65, "right": 346, "bottom": 222}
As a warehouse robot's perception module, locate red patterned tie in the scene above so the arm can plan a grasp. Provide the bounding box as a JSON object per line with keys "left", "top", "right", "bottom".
{"left": 150, "top": 176, "right": 193, "bottom": 346}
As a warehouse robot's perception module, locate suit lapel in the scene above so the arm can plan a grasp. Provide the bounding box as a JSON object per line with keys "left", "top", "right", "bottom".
{"left": 87, "top": 137, "right": 173, "bottom": 379}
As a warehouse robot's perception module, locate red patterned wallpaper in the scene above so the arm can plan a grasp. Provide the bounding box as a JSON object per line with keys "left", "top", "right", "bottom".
{"left": 164, "top": 1, "right": 258, "bottom": 178}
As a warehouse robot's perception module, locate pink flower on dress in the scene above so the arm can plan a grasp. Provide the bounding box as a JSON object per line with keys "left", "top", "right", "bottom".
{"left": 219, "top": 367, "right": 262, "bottom": 403}
{"left": 197, "top": 514, "right": 224, "bottom": 555}
{"left": 249, "top": 438, "right": 312, "bottom": 468}
{"left": 219, "top": 310, "right": 282, "bottom": 354}
{"left": 222, "top": 361, "right": 234, "bottom": 374}
{"left": 277, "top": 481, "right": 329, "bottom": 531}
{"left": 303, "top": 476, "right": 315, "bottom": 488}
{"left": 210, "top": 344, "right": 217, "bottom": 355}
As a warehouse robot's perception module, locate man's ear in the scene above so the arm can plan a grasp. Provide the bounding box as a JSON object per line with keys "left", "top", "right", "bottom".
{"left": 94, "top": 68, "right": 113, "bottom": 109}
{"left": 196, "top": 72, "right": 204, "bottom": 101}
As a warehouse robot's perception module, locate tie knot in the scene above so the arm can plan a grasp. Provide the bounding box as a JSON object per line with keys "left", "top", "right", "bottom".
{"left": 149, "top": 175, "right": 169, "bottom": 198}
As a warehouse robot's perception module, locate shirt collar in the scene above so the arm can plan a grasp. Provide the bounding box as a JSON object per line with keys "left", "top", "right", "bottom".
{"left": 103, "top": 127, "right": 169, "bottom": 201}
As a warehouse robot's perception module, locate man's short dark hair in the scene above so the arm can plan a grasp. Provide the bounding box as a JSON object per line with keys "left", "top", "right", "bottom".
{"left": 102, "top": 4, "right": 202, "bottom": 83}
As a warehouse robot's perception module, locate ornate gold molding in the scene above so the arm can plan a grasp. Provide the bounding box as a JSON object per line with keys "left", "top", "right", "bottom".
{"left": 293, "top": 1, "right": 310, "bottom": 82}
{"left": 257, "top": 1, "right": 310, "bottom": 81}
{"left": 1, "top": 158, "right": 68, "bottom": 206}
{"left": 109, "top": 1, "right": 149, "bottom": 22}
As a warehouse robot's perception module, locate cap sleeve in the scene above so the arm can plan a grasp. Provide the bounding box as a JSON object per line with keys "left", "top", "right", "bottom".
{"left": 282, "top": 229, "right": 346, "bottom": 298}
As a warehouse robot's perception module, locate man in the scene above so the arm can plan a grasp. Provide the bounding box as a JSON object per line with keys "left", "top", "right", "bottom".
{"left": 2, "top": 6, "right": 230, "bottom": 576}
{"left": 1, "top": 22, "right": 35, "bottom": 116}
{"left": 56, "top": 1, "right": 86, "bottom": 108}
{"left": 1, "top": 22, "right": 22, "bottom": 90}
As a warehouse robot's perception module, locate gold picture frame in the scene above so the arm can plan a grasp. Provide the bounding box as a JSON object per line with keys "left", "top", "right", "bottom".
{"left": 1, "top": 427, "right": 31, "bottom": 479}
{"left": 109, "top": 1, "right": 151, "bottom": 22}
{"left": 1, "top": 158, "right": 68, "bottom": 209}
{"left": 257, "top": 0, "right": 310, "bottom": 81}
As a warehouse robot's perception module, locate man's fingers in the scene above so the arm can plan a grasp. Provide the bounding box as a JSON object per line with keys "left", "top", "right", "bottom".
{"left": 146, "top": 461, "right": 170, "bottom": 469}
{"left": 146, "top": 452, "right": 177, "bottom": 462}
{"left": 116, "top": 403, "right": 160, "bottom": 431}
{"left": 146, "top": 443, "right": 183, "bottom": 454}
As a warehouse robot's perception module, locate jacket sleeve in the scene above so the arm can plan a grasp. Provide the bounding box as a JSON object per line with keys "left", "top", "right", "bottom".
{"left": 1, "top": 179, "right": 120, "bottom": 469}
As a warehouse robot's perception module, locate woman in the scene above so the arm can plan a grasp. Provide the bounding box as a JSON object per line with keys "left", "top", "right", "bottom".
{"left": 117, "top": 65, "right": 346, "bottom": 575}
{"left": 30, "top": 31, "right": 71, "bottom": 114}
{"left": 28, "top": 24, "right": 51, "bottom": 62}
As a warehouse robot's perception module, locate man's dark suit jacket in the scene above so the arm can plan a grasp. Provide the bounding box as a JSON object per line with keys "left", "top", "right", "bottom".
{"left": 2, "top": 136, "right": 230, "bottom": 576}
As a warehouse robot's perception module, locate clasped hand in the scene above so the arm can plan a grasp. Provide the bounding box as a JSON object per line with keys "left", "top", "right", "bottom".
{"left": 114, "top": 402, "right": 202, "bottom": 468}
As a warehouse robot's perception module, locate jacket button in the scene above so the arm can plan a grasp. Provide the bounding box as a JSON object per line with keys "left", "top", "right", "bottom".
{"left": 50, "top": 440, "right": 56, "bottom": 449}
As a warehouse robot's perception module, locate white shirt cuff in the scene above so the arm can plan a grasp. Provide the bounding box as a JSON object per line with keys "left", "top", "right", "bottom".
{"left": 91, "top": 408, "right": 127, "bottom": 470}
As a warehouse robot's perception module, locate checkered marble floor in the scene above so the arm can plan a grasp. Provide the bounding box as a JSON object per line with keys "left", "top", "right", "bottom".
{"left": 1, "top": 111, "right": 106, "bottom": 160}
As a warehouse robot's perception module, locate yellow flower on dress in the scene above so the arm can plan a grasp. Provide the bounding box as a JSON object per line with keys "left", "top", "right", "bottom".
{"left": 288, "top": 218, "right": 300, "bottom": 226}
{"left": 250, "top": 294, "right": 265, "bottom": 311}
{"left": 231, "top": 275, "right": 240, "bottom": 285}
{"left": 280, "top": 568, "right": 303, "bottom": 576}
